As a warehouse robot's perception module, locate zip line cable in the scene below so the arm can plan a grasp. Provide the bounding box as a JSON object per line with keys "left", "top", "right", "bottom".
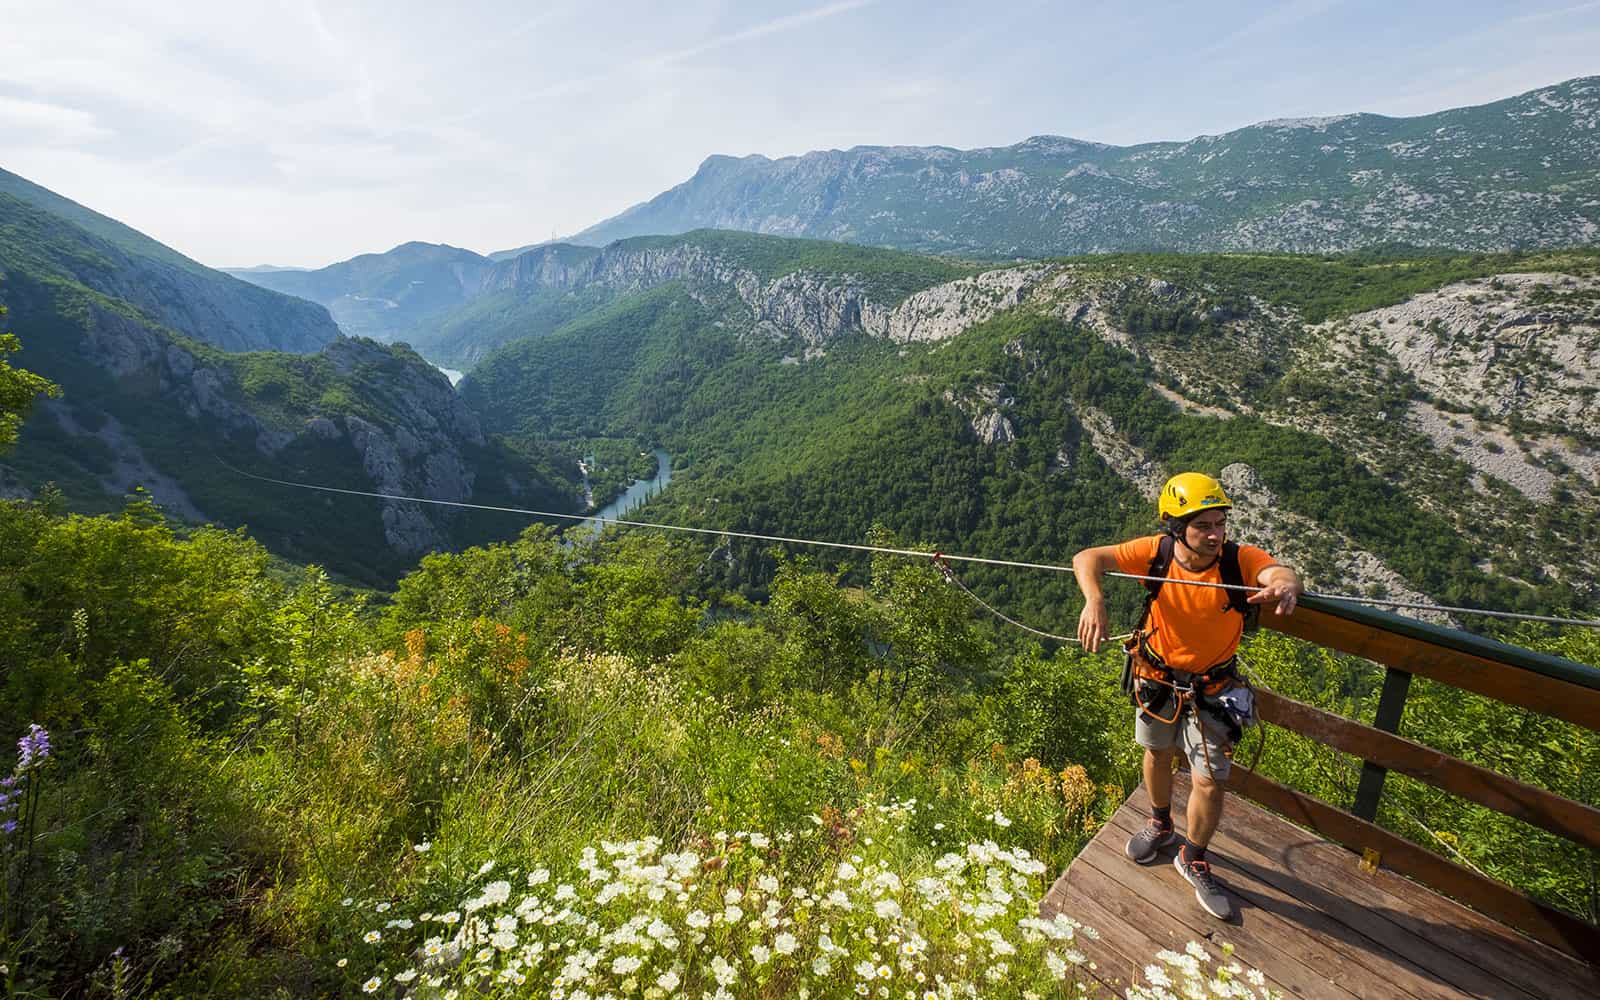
{"left": 218, "top": 459, "right": 1600, "bottom": 632}
{"left": 931, "top": 555, "right": 1134, "bottom": 646}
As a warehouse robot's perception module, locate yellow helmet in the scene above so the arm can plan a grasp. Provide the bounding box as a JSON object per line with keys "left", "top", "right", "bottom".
{"left": 1159, "top": 472, "right": 1232, "bottom": 521}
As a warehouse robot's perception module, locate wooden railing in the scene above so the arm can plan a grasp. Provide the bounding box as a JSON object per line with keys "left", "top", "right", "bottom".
{"left": 1224, "top": 594, "right": 1600, "bottom": 963}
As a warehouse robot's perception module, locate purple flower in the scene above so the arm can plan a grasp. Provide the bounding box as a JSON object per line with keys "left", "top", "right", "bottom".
{"left": 0, "top": 776, "right": 15, "bottom": 788}
{"left": 17, "top": 724, "right": 49, "bottom": 771}
{"left": 0, "top": 820, "right": 15, "bottom": 835}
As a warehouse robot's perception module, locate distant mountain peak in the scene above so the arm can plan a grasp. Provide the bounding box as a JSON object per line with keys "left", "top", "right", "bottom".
{"left": 567, "top": 74, "right": 1600, "bottom": 257}
{"left": 1254, "top": 114, "right": 1357, "bottom": 130}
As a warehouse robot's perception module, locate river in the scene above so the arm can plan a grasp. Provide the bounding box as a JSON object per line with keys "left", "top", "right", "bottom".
{"left": 577, "top": 448, "right": 672, "bottom": 538}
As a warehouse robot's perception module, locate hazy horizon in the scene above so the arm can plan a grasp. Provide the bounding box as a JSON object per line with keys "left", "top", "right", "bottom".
{"left": 4, "top": 0, "right": 1598, "bottom": 269}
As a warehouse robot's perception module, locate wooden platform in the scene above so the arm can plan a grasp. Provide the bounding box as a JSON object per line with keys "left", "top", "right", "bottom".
{"left": 1041, "top": 772, "right": 1600, "bottom": 999}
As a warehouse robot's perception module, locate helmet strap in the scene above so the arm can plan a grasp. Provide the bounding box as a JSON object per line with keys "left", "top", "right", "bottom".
{"left": 1167, "top": 516, "right": 1220, "bottom": 570}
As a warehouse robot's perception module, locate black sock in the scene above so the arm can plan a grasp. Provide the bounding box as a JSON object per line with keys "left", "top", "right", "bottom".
{"left": 1152, "top": 805, "right": 1172, "bottom": 828}
{"left": 1185, "top": 843, "right": 1207, "bottom": 865}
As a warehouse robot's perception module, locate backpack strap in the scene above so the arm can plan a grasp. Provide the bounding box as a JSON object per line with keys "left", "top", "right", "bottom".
{"left": 1146, "top": 536, "right": 1258, "bottom": 630}
{"left": 1220, "top": 542, "right": 1262, "bottom": 633}
{"left": 1140, "top": 533, "right": 1176, "bottom": 628}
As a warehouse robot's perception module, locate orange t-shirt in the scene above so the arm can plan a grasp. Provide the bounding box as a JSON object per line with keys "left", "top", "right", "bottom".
{"left": 1113, "top": 535, "right": 1279, "bottom": 671}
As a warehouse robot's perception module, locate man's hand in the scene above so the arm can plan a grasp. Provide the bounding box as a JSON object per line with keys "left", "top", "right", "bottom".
{"left": 1073, "top": 545, "right": 1121, "bottom": 652}
{"left": 1078, "top": 598, "right": 1110, "bottom": 653}
{"left": 1248, "top": 566, "right": 1303, "bottom": 617}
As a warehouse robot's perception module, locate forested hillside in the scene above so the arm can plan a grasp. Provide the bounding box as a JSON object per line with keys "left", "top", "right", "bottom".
{"left": 0, "top": 171, "right": 579, "bottom": 583}
{"left": 0, "top": 169, "right": 340, "bottom": 353}
{"left": 459, "top": 239, "right": 1600, "bottom": 635}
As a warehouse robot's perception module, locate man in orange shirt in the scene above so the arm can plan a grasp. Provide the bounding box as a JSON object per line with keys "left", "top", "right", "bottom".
{"left": 1073, "top": 472, "right": 1302, "bottom": 919}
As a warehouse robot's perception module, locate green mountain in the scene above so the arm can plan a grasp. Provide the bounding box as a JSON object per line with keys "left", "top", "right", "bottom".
{"left": 0, "top": 167, "right": 339, "bottom": 352}
{"left": 224, "top": 241, "right": 495, "bottom": 343}
{"left": 0, "top": 172, "right": 578, "bottom": 583}
{"left": 570, "top": 77, "right": 1600, "bottom": 257}
{"left": 459, "top": 233, "right": 1600, "bottom": 628}
{"left": 232, "top": 230, "right": 979, "bottom": 370}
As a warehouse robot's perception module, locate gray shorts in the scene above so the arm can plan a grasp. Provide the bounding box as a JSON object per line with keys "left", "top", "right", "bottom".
{"left": 1135, "top": 703, "right": 1233, "bottom": 780}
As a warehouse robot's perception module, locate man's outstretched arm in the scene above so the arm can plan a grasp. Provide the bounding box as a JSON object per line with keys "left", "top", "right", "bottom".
{"left": 1248, "top": 564, "right": 1303, "bottom": 617}
{"left": 1073, "top": 545, "right": 1122, "bottom": 652}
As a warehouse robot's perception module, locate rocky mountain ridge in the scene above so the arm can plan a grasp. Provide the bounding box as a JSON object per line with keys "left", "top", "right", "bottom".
{"left": 572, "top": 77, "right": 1600, "bottom": 257}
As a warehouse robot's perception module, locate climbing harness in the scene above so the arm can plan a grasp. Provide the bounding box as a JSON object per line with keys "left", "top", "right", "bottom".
{"left": 1119, "top": 532, "right": 1267, "bottom": 775}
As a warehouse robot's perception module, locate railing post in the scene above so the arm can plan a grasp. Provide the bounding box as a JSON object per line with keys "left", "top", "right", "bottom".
{"left": 1352, "top": 666, "right": 1413, "bottom": 821}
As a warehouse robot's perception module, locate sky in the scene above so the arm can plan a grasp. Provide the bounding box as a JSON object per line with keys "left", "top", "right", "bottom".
{"left": 2, "top": 0, "right": 1597, "bottom": 268}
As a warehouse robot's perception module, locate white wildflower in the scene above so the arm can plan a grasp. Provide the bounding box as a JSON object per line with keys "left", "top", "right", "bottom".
{"left": 1045, "top": 951, "right": 1068, "bottom": 980}
{"left": 774, "top": 932, "right": 799, "bottom": 955}
{"left": 751, "top": 944, "right": 771, "bottom": 965}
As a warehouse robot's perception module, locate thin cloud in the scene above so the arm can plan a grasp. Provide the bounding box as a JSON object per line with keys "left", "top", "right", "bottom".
{"left": 0, "top": 95, "right": 113, "bottom": 143}
{"left": 640, "top": 0, "right": 878, "bottom": 70}
{"left": 439, "top": 0, "right": 878, "bottom": 128}
{"left": 1196, "top": 0, "right": 1344, "bottom": 58}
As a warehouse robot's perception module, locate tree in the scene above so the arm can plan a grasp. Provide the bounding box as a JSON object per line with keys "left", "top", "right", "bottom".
{"left": 0, "top": 305, "right": 61, "bottom": 452}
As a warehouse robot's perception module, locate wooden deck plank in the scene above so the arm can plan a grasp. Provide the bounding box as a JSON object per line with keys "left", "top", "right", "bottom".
{"left": 1103, "top": 805, "right": 1512, "bottom": 1000}
{"left": 1039, "top": 872, "right": 1160, "bottom": 997}
{"left": 1172, "top": 776, "right": 1600, "bottom": 999}
{"left": 1045, "top": 775, "right": 1599, "bottom": 1000}
{"left": 1224, "top": 764, "right": 1600, "bottom": 960}
{"left": 1068, "top": 828, "right": 1367, "bottom": 999}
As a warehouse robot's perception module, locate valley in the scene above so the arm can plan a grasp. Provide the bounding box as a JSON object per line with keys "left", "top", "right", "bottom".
{"left": 3, "top": 68, "right": 1600, "bottom": 1000}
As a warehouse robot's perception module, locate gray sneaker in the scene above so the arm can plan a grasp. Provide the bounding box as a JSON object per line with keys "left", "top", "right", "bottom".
{"left": 1124, "top": 818, "right": 1176, "bottom": 864}
{"left": 1174, "top": 851, "right": 1231, "bottom": 919}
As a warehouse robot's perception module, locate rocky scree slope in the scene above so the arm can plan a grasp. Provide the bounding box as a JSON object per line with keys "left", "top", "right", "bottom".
{"left": 572, "top": 77, "right": 1600, "bottom": 257}
{"left": 964, "top": 261, "right": 1599, "bottom": 607}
